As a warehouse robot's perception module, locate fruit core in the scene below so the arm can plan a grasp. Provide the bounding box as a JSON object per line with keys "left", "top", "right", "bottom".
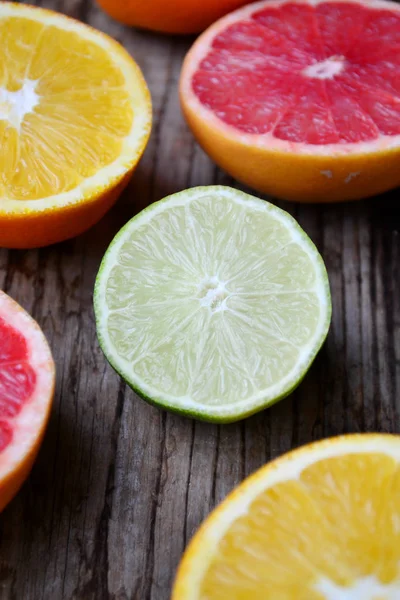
{"left": 198, "top": 276, "right": 228, "bottom": 312}
{"left": 303, "top": 56, "right": 345, "bottom": 80}
{"left": 0, "top": 316, "right": 36, "bottom": 452}
{"left": 191, "top": 1, "right": 400, "bottom": 144}
{"left": 0, "top": 79, "right": 39, "bottom": 131}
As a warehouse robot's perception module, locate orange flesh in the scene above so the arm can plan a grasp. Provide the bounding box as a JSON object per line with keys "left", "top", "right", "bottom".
{"left": 200, "top": 451, "right": 400, "bottom": 598}
{"left": 0, "top": 17, "right": 133, "bottom": 201}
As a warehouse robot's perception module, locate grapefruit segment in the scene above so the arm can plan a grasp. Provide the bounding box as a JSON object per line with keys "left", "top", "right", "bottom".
{"left": 324, "top": 80, "right": 379, "bottom": 143}
{"left": 272, "top": 80, "right": 339, "bottom": 145}
{"left": 180, "top": 0, "right": 400, "bottom": 201}
{"left": 0, "top": 291, "right": 55, "bottom": 512}
{"left": 252, "top": 2, "right": 325, "bottom": 58}
{"left": 315, "top": 2, "right": 368, "bottom": 56}
{"left": 359, "top": 92, "right": 400, "bottom": 136}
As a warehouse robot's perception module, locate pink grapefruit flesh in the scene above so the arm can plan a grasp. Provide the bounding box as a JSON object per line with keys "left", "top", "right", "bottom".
{"left": 180, "top": 0, "right": 400, "bottom": 201}
{"left": 0, "top": 291, "right": 55, "bottom": 512}
{"left": 192, "top": 0, "right": 400, "bottom": 143}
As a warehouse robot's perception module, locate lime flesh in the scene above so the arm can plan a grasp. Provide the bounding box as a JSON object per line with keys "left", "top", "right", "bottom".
{"left": 94, "top": 186, "right": 331, "bottom": 423}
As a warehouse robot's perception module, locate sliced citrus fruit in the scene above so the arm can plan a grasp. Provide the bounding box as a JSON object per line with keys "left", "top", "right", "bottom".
{"left": 173, "top": 434, "right": 400, "bottom": 599}
{"left": 0, "top": 3, "right": 151, "bottom": 249}
{"left": 180, "top": 0, "right": 400, "bottom": 202}
{"left": 94, "top": 186, "right": 331, "bottom": 423}
{"left": 96, "top": 0, "right": 252, "bottom": 34}
{"left": 0, "top": 290, "right": 55, "bottom": 512}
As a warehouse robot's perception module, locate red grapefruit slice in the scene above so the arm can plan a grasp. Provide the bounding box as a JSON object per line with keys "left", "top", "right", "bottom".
{"left": 180, "top": 0, "right": 400, "bottom": 202}
{"left": 0, "top": 290, "right": 55, "bottom": 512}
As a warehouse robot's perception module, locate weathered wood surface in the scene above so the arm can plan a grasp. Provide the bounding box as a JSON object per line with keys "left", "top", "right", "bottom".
{"left": 1, "top": 1, "right": 400, "bottom": 598}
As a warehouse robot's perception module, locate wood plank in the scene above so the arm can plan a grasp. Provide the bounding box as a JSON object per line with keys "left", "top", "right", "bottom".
{"left": 1, "top": 0, "right": 400, "bottom": 598}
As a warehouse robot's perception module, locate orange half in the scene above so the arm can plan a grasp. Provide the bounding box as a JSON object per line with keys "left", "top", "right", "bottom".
{"left": 173, "top": 434, "right": 400, "bottom": 599}
{"left": 96, "top": 0, "right": 252, "bottom": 34}
{"left": 0, "top": 3, "right": 152, "bottom": 248}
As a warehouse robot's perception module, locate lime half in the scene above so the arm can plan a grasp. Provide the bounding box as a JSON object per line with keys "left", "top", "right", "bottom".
{"left": 94, "top": 186, "right": 331, "bottom": 423}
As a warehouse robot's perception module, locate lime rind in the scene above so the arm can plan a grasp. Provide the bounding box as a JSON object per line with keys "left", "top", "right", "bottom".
{"left": 94, "top": 186, "right": 331, "bottom": 423}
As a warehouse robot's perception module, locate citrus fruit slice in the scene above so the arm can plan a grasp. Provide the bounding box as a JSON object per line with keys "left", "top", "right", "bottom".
{"left": 96, "top": 0, "right": 251, "bottom": 34}
{"left": 94, "top": 186, "right": 331, "bottom": 423}
{"left": 173, "top": 434, "right": 400, "bottom": 599}
{"left": 180, "top": 0, "right": 400, "bottom": 202}
{"left": 0, "top": 290, "right": 55, "bottom": 512}
{"left": 0, "top": 3, "right": 151, "bottom": 249}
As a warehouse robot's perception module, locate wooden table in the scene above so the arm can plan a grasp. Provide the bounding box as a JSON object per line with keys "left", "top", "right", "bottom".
{"left": 1, "top": 1, "right": 399, "bottom": 598}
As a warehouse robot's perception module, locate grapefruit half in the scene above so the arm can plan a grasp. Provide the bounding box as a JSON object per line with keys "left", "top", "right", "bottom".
{"left": 0, "top": 290, "right": 55, "bottom": 512}
{"left": 180, "top": 0, "right": 400, "bottom": 202}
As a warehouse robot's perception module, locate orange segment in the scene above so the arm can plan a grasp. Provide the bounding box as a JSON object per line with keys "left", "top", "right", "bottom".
{"left": 0, "top": 3, "right": 151, "bottom": 248}
{"left": 173, "top": 435, "right": 400, "bottom": 599}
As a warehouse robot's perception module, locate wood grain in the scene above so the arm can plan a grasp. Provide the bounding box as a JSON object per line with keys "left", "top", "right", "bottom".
{"left": 1, "top": 1, "right": 400, "bottom": 598}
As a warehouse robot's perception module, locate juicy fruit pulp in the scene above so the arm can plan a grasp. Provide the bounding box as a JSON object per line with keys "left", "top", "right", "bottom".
{"left": 180, "top": 0, "right": 400, "bottom": 202}
{"left": 0, "top": 290, "right": 54, "bottom": 513}
{"left": 0, "top": 317, "right": 36, "bottom": 452}
{"left": 192, "top": 0, "right": 400, "bottom": 145}
{"left": 0, "top": 3, "right": 151, "bottom": 248}
{"left": 94, "top": 186, "right": 331, "bottom": 422}
{"left": 173, "top": 435, "right": 400, "bottom": 599}
{"left": 0, "top": 15, "right": 132, "bottom": 200}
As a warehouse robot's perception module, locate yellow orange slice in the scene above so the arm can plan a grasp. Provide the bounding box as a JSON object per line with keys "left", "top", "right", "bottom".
{"left": 0, "top": 290, "right": 55, "bottom": 512}
{"left": 173, "top": 434, "right": 400, "bottom": 599}
{"left": 0, "top": 3, "right": 151, "bottom": 248}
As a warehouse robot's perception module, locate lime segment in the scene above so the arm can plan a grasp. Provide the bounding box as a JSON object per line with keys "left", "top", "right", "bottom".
{"left": 94, "top": 186, "right": 331, "bottom": 422}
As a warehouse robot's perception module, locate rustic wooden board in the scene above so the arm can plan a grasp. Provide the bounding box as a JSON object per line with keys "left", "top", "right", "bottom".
{"left": 1, "top": 1, "right": 400, "bottom": 598}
